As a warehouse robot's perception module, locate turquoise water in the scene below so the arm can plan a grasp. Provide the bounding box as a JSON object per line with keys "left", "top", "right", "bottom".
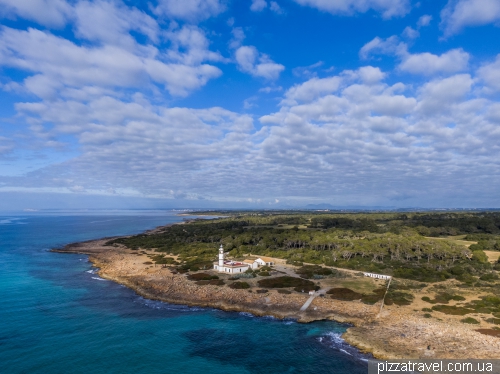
{"left": 0, "top": 211, "right": 368, "bottom": 374}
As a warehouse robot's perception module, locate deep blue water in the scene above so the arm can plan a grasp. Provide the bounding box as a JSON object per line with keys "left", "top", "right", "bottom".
{"left": 0, "top": 211, "right": 368, "bottom": 374}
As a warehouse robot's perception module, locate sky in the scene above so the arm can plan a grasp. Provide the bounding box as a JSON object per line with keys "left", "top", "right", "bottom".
{"left": 1, "top": 0, "right": 500, "bottom": 210}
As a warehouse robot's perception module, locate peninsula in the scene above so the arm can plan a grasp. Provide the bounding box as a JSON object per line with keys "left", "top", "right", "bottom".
{"left": 54, "top": 211, "right": 500, "bottom": 359}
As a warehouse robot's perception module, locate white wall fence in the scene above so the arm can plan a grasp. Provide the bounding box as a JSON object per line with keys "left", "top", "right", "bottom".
{"left": 363, "top": 272, "right": 391, "bottom": 280}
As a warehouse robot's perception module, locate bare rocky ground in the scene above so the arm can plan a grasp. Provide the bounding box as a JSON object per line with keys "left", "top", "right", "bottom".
{"left": 54, "top": 238, "right": 500, "bottom": 360}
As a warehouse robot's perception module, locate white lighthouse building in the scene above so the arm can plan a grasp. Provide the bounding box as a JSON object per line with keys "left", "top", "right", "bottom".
{"left": 218, "top": 244, "right": 224, "bottom": 268}
{"left": 213, "top": 244, "right": 260, "bottom": 273}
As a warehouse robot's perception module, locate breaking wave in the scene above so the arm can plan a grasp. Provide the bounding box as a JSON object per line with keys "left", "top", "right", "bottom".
{"left": 318, "top": 331, "right": 371, "bottom": 362}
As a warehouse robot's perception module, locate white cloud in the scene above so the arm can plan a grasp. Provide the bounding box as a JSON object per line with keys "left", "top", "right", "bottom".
{"left": 73, "top": 0, "right": 159, "bottom": 46}
{"left": 357, "top": 66, "right": 386, "bottom": 84}
{"left": 283, "top": 76, "right": 342, "bottom": 104}
{"left": 402, "top": 26, "right": 419, "bottom": 39}
{"left": 229, "top": 27, "right": 245, "bottom": 49}
{"left": 0, "top": 26, "right": 222, "bottom": 97}
{"left": 3, "top": 63, "right": 500, "bottom": 206}
{"left": 250, "top": 0, "right": 267, "bottom": 11}
{"left": 361, "top": 35, "right": 470, "bottom": 76}
{"left": 359, "top": 35, "right": 404, "bottom": 59}
{"left": 256, "top": 70, "right": 500, "bottom": 204}
{"left": 259, "top": 86, "right": 282, "bottom": 93}
{"left": 292, "top": 61, "right": 324, "bottom": 78}
{"left": 282, "top": 67, "right": 385, "bottom": 105}
{"left": 417, "top": 14, "right": 432, "bottom": 27}
{"left": 399, "top": 49, "right": 470, "bottom": 75}
{"left": 155, "top": 0, "right": 226, "bottom": 22}
{"left": 235, "top": 46, "right": 284, "bottom": 80}
{"left": 243, "top": 96, "right": 258, "bottom": 109}
{"left": 270, "top": 1, "right": 284, "bottom": 14}
{"left": 0, "top": 0, "right": 72, "bottom": 27}
{"left": 165, "top": 25, "right": 224, "bottom": 65}
{"left": 441, "top": 0, "right": 500, "bottom": 36}
{"left": 417, "top": 74, "right": 473, "bottom": 115}
{"left": 293, "top": 0, "right": 410, "bottom": 19}
{"left": 9, "top": 96, "right": 257, "bottom": 196}
{"left": 477, "top": 55, "right": 500, "bottom": 93}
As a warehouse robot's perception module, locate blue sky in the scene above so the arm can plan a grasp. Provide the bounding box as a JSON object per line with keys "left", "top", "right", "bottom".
{"left": 1, "top": 0, "right": 500, "bottom": 210}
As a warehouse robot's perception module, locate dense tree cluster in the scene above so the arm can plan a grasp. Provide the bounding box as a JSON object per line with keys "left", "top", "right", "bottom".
{"left": 107, "top": 212, "right": 500, "bottom": 282}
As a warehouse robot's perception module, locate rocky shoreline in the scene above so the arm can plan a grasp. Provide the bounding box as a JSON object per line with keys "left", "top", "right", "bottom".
{"left": 53, "top": 234, "right": 500, "bottom": 360}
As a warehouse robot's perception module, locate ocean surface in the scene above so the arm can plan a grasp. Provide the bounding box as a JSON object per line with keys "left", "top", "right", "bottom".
{"left": 0, "top": 211, "right": 368, "bottom": 374}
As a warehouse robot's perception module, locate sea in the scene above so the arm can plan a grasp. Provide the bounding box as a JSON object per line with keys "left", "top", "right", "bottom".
{"left": 0, "top": 210, "right": 369, "bottom": 374}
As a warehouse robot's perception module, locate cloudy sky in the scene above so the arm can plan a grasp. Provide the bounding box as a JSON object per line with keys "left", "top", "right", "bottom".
{"left": 1, "top": 0, "right": 500, "bottom": 210}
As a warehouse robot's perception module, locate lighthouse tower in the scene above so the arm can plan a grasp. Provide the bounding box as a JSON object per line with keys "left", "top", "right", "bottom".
{"left": 218, "top": 244, "right": 224, "bottom": 268}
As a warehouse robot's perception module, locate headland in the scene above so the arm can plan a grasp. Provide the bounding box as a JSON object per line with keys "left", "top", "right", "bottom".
{"left": 52, "top": 212, "right": 500, "bottom": 360}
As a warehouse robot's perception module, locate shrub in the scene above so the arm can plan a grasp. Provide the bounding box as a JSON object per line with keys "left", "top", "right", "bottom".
{"left": 486, "top": 318, "right": 500, "bottom": 325}
{"left": 361, "top": 294, "right": 381, "bottom": 305}
{"left": 432, "top": 305, "right": 474, "bottom": 315}
{"left": 196, "top": 279, "right": 224, "bottom": 286}
{"left": 256, "top": 289, "right": 268, "bottom": 293}
{"left": 461, "top": 317, "right": 480, "bottom": 324}
{"left": 472, "top": 250, "right": 489, "bottom": 264}
{"left": 258, "top": 276, "right": 315, "bottom": 290}
{"left": 277, "top": 289, "right": 292, "bottom": 294}
{"left": 393, "top": 267, "right": 451, "bottom": 283}
{"left": 296, "top": 265, "right": 333, "bottom": 279}
{"left": 422, "top": 308, "right": 433, "bottom": 312}
{"left": 480, "top": 273, "right": 499, "bottom": 282}
{"left": 423, "top": 313, "right": 432, "bottom": 318}
{"left": 188, "top": 273, "right": 219, "bottom": 281}
{"left": 421, "top": 293, "right": 464, "bottom": 304}
{"left": 229, "top": 281, "right": 250, "bottom": 289}
{"left": 143, "top": 261, "right": 153, "bottom": 265}
{"left": 327, "top": 288, "right": 362, "bottom": 301}
{"left": 386, "top": 291, "right": 414, "bottom": 306}
{"left": 152, "top": 255, "right": 178, "bottom": 265}
{"left": 258, "top": 271, "right": 270, "bottom": 276}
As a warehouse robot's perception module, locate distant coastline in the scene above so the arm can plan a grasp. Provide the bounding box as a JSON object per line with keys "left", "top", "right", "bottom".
{"left": 53, "top": 221, "right": 500, "bottom": 360}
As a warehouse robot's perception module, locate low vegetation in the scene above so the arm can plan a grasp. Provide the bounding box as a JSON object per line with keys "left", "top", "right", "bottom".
{"left": 187, "top": 273, "right": 219, "bottom": 281}
{"left": 229, "top": 281, "right": 250, "bottom": 289}
{"left": 421, "top": 293, "right": 465, "bottom": 304}
{"left": 196, "top": 279, "right": 224, "bottom": 286}
{"left": 257, "top": 276, "right": 318, "bottom": 292}
{"left": 431, "top": 305, "right": 474, "bottom": 315}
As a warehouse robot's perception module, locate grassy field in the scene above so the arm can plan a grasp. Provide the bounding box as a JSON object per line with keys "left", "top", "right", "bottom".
{"left": 484, "top": 251, "right": 500, "bottom": 263}
{"left": 424, "top": 235, "right": 477, "bottom": 248}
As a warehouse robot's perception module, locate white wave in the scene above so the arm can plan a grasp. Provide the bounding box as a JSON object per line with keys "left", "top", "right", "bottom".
{"left": 86, "top": 269, "right": 96, "bottom": 274}
{"left": 91, "top": 276, "right": 107, "bottom": 281}
{"left": 239, "top": 312, "right": 255, "bottom": 318}
{"left": 318, "top": 331, "right": 371, "bottom": 361}
{"left": 135, "top": 297, "right": 204, "bottom": 312}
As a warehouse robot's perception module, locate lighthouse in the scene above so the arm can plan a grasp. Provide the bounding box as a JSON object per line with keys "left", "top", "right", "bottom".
{"left": 218, "top": 244, "right": 224, "bottom": 268}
